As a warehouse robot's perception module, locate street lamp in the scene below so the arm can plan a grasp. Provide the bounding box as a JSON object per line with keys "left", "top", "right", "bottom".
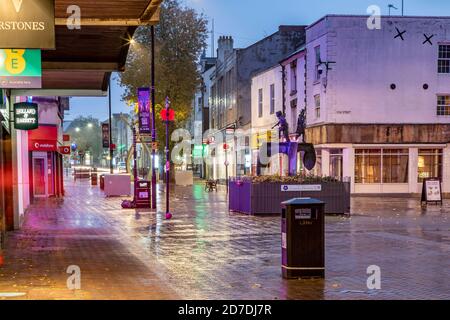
{"left": 75, "top": 127, "right": 80, "bottom": 132}
{"left": 87, "top": 123, "right": 93, "bottom": 128}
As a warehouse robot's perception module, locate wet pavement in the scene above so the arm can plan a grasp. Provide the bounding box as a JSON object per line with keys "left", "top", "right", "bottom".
{"left": 0, "top": 179, "right": 449, "bottom": 300}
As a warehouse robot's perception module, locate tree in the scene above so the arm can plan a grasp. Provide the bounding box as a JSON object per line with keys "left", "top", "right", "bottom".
{"left": 65, "top": 116, "right": 103, "bottom": 165}
{"left": 118, "top": 0, "right": 208, "bottom": 159}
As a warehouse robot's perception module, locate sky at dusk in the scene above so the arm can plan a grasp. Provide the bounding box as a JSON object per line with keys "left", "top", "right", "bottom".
{"left": 68, "top": 0, "right": 450, "bottom": 121}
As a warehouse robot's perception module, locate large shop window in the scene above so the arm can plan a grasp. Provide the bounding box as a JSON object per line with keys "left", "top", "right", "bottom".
{"left": 418, "top": 149, "right": 443, "bottom": 182}
{"left": 355, "top": 149, "right": 408, "bottom": 184}
{"left": 329, "top": 149, "right": 343, "bottom": 179}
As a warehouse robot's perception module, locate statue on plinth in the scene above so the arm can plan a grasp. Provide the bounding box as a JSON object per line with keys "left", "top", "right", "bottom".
{"left": 272, "top": 111, "right": 290, "bottom": 142}
{"left": 296, "top": 108, "right": 306, "bottom": 143}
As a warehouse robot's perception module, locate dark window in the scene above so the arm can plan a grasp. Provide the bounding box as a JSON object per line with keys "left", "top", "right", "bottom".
{"left": 258, "top": 88, "right": 263, "bottom": 118}
{"left": 270, "top": 84, "right": 275, "bottom": 114}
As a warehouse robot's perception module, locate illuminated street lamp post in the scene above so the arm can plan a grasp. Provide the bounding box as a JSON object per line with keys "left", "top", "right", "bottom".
{"left": 161, "top": 97, "right": 175, "bottom": 219}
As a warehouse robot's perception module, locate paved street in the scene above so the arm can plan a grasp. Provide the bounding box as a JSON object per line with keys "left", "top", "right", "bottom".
{"left": 0, "top": 179, "right": 449, "bottom": 300}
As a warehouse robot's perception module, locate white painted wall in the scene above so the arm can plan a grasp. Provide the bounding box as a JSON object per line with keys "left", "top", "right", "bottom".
{"left": 306, "top": 15, "right": 450, "bottom": 126}
{"left": 251, "top": 65, "right": 283, "bottom": 131}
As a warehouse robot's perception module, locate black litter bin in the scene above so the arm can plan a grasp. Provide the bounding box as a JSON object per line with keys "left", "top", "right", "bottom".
{"left": 100, "top": 174, "right": 105, "bottom": 190}
{"left": 281, "top": 198, "right": 325, "bottom": 279}
{"left": 91, "top": 173, "right": 98, "bottom": 186}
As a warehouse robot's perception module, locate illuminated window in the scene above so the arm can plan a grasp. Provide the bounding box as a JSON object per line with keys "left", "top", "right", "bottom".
{"left": 437, "top": 95, "right": 450, "bottom": 116}
{"left": 355, "top": 149, "right": 409, "bottom": 184}
{"left": 418, "top": 149, "right": 443, "bottom": 182}
{"left": 438, "top": 45, "right": 450, "bottom": 74}
{"left": 382, "top": 149, "right": 409, "bottom": 183}
{"left": 329, "top": 149, "right": 343, "bottom": 180}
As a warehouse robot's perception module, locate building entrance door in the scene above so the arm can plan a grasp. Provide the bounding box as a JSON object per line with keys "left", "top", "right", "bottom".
{"left": 33, "top": 157, "right": 48, "bottom": 198}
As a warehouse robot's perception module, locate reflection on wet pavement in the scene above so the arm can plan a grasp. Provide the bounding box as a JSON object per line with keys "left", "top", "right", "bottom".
{"left": 0, "top": 180, "right": 449, "bottom": 300}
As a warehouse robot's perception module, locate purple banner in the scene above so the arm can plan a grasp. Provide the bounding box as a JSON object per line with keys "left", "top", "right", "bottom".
{"left": 138, "top": 87, "right": 151, "bottom": 134}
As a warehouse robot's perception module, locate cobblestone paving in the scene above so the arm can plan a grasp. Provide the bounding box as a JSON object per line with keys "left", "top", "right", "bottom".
{"left": 0, "top": 179, "right": 449, "bottom": 299}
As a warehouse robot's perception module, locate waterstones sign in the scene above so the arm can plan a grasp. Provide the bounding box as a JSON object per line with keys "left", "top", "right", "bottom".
{"left": 14, "top": 102, "right": 38, "bottom": 130}
{"left": 0, "top": 0, "right": 55, "bottom": 49}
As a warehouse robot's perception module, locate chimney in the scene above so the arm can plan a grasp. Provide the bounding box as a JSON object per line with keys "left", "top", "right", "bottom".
{"left": 217, "top": 36, "right": 234, "bottom": 63}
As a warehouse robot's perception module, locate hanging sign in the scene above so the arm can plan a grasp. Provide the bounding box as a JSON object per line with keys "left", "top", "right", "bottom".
{"left": 421, "top": 178, "right": 443, "bottom": 205}
{"left": 0, "top": 0, "right": 55, "bottom": 49}
{"left": 13, "top": 102, "right": 38, "bottom": 130}
{"left": 0, "top": 49, "right": 42, "bottom": 88}
{"left": 138, "top": 87, "right": 151, "bottom": 134}
{"left": 59, "top": 146, "right": 71, "bottom": 155}
{"left": 102, "top": 123, "right": 110, "bottom": 148}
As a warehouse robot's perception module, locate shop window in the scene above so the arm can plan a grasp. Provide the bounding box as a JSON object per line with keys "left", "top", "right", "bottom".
{"left": 418, "top": 149, "right": 443, "bottom": 182}
{"left": 329, "top": 149, "right": 343, "bottom": 180}
{"left": 382, "top": 149, "right": 409, "bottom": 183}
{"left": 356, "top": 149, "right": 409, "bottom": 184}
{"left": 355, "top": 149, "right": 382, "bottom": 183}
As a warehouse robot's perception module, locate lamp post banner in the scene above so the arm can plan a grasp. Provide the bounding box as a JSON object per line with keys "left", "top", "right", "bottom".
{"left": 138, "top": 87, "right": 151, "bottom": 134}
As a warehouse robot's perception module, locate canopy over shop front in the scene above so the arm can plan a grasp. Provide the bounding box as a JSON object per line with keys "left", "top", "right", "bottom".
{"left": 11, "top": 0, "right": 162, "bottom": 97}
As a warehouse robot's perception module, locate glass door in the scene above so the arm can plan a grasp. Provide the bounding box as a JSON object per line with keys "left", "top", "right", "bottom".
{"left": 33, "top": 158, "right": 47, "bottom": 197}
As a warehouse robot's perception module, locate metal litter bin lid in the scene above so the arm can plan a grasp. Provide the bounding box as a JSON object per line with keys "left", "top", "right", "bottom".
{"left": 281, "top": 198, "right": 325, "bottom": 205}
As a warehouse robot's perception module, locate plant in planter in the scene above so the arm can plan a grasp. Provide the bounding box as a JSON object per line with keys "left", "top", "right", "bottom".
{"left": 229, "top": 174, "right": 350, "bottom": 215}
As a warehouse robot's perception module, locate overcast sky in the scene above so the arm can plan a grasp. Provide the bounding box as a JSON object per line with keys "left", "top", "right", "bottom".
{"left": 69, "top": 0, "right": 450, "bottom": 121}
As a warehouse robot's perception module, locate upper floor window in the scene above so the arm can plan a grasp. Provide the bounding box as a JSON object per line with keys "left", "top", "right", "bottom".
{"left": 290, "top": 60, "right": 297, "bottom": 94}
{"left": 437, "top": 95, "right": 450, "bottom": 116}
{"left": 258, "top": 88, "right": 263, "bottom": 118}
{"left": 270, "top": 84, "right": 275, "bottom": 114}
{"left": 438, "top": 45, "right": 450, "bottom": 74}
{"left": 315, "top": 46, "right": 321, "bottom": 81}
{"left": 314, "top": 95, "right": 320, "bottom": 118}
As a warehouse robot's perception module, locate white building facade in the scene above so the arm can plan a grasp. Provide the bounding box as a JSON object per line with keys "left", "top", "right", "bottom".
{"left": 304, "top": 15, "right": 450, "bottom": 194}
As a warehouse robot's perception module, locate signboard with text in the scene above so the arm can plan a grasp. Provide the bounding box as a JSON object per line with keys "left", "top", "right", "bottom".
{"left": 0, "top": 49, "right": 42, "bottom": 88}
{"left": 421, "top": 178, "right": 443, "bottom": 205}
{"left": 13, "top": 102, "right": 38, "bottom": 130}
{"left": 0, "top": 0, "right": 55, "bottom": 49}
{"left": 138, "top": 87, "right": 151, "bottom": 134}
{"left": 281, "top": 185, "right": 322, "bottom": 192}
{"left": 30, "top": 139, "right": 56, "bottom": 151}
{"left": 102, "top": 123, "right": 110, "bottom": 148}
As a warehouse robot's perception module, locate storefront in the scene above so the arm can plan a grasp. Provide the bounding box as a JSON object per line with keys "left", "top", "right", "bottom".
{"left": 0, "top": 89, "right": 14, "bottom": 238}
{"left": 28, "top": 125, "right": 64, "bottom": 199}
{"left": 312, "top": 144, "right": 449, "bottom": 195}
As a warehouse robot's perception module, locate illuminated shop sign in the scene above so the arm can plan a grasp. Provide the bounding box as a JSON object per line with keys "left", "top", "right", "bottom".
{"left": 0, "top": 49, "right": 42, "bottom": 88}
{"left": 0, "top": 0, "right": 55, "bottom": 49}
{"left": 13, "top": 102, "right": 38, "bottom": 130}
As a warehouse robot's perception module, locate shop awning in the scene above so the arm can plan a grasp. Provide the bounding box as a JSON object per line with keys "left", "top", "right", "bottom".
{"left": 11, "top": 0, "right": 162, "bottom": 97}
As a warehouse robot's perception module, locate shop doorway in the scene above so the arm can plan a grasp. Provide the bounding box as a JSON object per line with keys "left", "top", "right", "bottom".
{"left": 32, "top": 157, "right": 48, "bottom": 198}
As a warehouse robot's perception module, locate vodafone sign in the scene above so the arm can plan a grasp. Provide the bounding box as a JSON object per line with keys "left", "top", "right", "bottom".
{"left": 59, "top": 146, "right": 71, "bottom": 155}
{"left": 30, "top": 139, "right": 56, "bottom": 151}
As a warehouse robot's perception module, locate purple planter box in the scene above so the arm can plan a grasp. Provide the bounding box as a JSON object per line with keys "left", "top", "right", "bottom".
{"left": 229, "top": 180, "right": 350, "bottom": 215}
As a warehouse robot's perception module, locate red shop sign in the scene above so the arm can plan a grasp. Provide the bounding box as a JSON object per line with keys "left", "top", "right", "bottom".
{"left": 59, "top": 146, "right": 71, "bottom": 155}
{"left": 30, "top": 140, "right": 57, "bottom": 152}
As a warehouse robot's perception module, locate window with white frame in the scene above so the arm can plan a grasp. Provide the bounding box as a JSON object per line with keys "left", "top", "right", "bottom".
{"left": 270, "top": 84, "right": 275, "bottom": 114}
{"left": 314, "top": 95, "right": 320, "bottom": 118}
{"left": 315, "top": 46, "right": 321, "bottom": 81}
{"left": 258, "top": 88, "right": 263, "bottom": 118}
{"left": 418, "top": 149, "right": 443, "bottom": 182}
{"left": 437, "top": 95, "right": 450, "bottom": 115}
{"left": 438, "top": 44, "right": 450, "bottom": 74}
{"left": 290, "top": 60, "right": 297, "bottom": 94}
